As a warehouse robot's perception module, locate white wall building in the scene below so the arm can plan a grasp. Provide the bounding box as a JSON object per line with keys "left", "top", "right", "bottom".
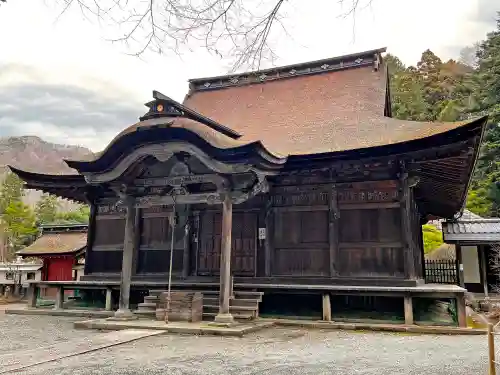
{"left": 0, "top": 261, "right": 42, "bottom": 294}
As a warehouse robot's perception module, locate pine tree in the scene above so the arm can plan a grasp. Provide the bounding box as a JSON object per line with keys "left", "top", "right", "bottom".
{"left": 466, "top": 13, "right": 500, "bottom": 217}
{"left": 0, "top": 172, "right": 24, "bottom": 214}
{"left": 2, "top": 200, "right": 37, "bottom": 255}
{"left": 35, "top": 193, "right": 59, "bottom": 224}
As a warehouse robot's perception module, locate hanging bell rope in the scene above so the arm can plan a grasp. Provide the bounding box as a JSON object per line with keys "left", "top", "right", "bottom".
{"left": 164, "top": 194, "right": 177, "bottom": 324}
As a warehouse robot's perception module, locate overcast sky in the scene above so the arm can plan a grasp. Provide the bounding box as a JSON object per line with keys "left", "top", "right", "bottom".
{"left": 0, "top": 0, "right": 497, "bottom": 152}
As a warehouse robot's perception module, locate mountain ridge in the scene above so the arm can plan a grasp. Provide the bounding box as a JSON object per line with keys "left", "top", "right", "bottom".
{"left": 0, "top": 135, "right": 94, "bottom": 208}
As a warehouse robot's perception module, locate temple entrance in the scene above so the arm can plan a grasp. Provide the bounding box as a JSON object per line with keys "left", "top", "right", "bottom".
{"left": 197, "top": 211, "right": 257, "bottom": 276}
{"left": 137, "top": 204, "right": 190, "bottom": 274}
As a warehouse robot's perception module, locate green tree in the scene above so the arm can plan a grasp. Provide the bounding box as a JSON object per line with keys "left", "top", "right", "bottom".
{"left": 2, "top": 200, "right": 37, "bottom": 255}
{"left": 467, "top": 13, "right": 500, "bottom": 217}
{"left": 55, "top": 205, "right": 90, "bottom": 224}
{"left": 0, "top": 172, "right": 24, "bottom": 214}
{"left": 422, "top": 224, "right": 443, "bottom": 254}
{"left": 35, "top": 193, "right": 59, "bottom": 224}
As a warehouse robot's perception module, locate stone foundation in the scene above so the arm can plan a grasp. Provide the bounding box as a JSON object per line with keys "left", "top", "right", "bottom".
{"left": 156, "top": 291, "right": 203, "bottom": 322}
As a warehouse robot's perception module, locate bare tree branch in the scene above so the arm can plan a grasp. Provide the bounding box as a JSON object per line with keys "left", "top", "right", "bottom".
{"left": 6, "top": 0, "right": 374, "bottom": 71}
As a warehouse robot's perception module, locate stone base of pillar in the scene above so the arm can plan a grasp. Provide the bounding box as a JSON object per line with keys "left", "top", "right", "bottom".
{"left": 109, "top": 309, "right": 138, "bottom": 321}
{"left": 209, "top": 313, "right": 235, "bottom": 327}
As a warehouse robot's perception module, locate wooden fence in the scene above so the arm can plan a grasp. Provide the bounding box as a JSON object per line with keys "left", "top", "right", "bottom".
{"left": 425, "top": 260, "right": 457, "bottom": 284}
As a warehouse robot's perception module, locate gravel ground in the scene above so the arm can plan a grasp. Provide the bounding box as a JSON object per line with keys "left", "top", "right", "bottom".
{"left": 0, "top": 314, "right": 101, "bottom": 354}
{"left": 0, "top": 313, "right": 492, "bottom": 375}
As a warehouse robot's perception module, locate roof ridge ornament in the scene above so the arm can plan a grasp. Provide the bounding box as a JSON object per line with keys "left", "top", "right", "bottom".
{"left": 140, "top": 91, "right": 184, "bottom": 121}
{"left": 139, "top": 90, "right": 242, "bottom": 139}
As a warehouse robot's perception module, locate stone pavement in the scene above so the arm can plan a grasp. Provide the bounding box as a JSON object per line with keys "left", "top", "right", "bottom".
{"left": 0, "top": 329, "right": 162, "bottom": 374}
{"left": 0, "top": 313, "right": 495, "bottom": 375}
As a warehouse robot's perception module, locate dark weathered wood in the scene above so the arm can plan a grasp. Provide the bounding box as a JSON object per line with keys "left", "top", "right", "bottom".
{"left": 339, "top": 242, "right": 403, "bottom": 249}
{"left": 273, "top": 209, "right": 329, "bottom": 276}
{"left": 132, "top": 207, "right": 141, "bottom": 275}
{"left": 264, "top": 195, "right": 273, "bottom": 277}
{"left": 479, "top": 245, "right": 489, "bottom": 297}
{"left": 273, "top": 205, "right": 329, "bottom": 212}
{"left": 399, "top": 168, "right": 415, "bottom": 279}
{"left": 329, "top": 188, "right": 339, "bottom": 276}
{"left": 182, "top": 216, "right": 191, "bottom": 278}
{"left": 192, "top": 211, "right": 200, "bottom": 276}
{"left": 339, "top": 202, "right": 400, "bottom": 210}
{"left": 84, "top": 202, "right": 97, "bottom": 275}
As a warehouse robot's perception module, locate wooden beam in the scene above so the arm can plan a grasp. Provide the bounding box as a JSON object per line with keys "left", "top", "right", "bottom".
{"left": 399, "top": 166, "right": 415, "bottom": 279}
{"left": 114, "top": 197, "right": 138, "bottom": 320}
{"left": 480, "top": 245, "right": 489, "bottom": 297}
{"left": 132, "top": 207, "right": 141, "bottom": 276}
{"left": 192, "top": 211, "right": 200, "bottom": 277}
{"left": 456, "top": 293, "right": 467, "bottom": 328}
{"left": 404, "top": 295, "right": 414, "bottom": 325}
{"left": 182, "top": 210, "right": 191, "bottom": 278}
{"left": 329, "top": 188, "right": 339, "bottom": 277}
{"left": 322, "top": 293, "right": 332, "bottom": 321}
{"left": 84, "top": 202, "right": 97, "bottom": 275}
{"left": 264, "top": 195, "right": 273, "bottom": 277}
{"left": 214, "top": 193, "right": 234, "bottom": 324}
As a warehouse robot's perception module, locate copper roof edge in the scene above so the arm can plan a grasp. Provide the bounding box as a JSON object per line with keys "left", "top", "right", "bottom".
{"left": 188, "top": 47, "right": 387, "bottom": 84}
{"left": 455, "top": 114, "right": 489, "bottom": 218}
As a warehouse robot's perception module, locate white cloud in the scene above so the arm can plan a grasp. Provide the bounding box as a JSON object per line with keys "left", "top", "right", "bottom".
{"left": 0, "top": 0, "right": 497, "bottom": 149}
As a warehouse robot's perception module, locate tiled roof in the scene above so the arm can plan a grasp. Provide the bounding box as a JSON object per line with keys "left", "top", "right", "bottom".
{"left": 442, "top": 218, "right": 500, "bottom": 243}
{"left": 184, "top": 63, "right": 480, "bottom": 156}
{"left": 17, "top": 232, "right": 87, "bottom": 256}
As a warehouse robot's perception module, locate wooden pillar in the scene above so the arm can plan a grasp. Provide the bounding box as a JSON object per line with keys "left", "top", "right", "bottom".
{"left": 83, "top": 200, "right": 97, "bottom": 275}
{"left": 456, "top": 244, "right": 465, "bottom": 288}
{"left": 399, "top": 169, "right": 415, "bottom": 280}
{"left": 329, "top": 187, "right": 339, "bottom": 277}
{"left": 480, "top": 245, "right": 489, "bottom": 297}
{"left": 182, "top": 219, "right": 191, "bottom": 278}
{"left": 214, "top": 193, "right": 234, "bottom": 324}
{"left": 27, "top": 283, "right": 37, "bottom": 308}
{"left": 105, "top": 287, "right": 113, "bottom": 311}
{"left": 456, "top": 293, "right": 467, "bottom": 327}
{"left": 53, "top": 286, "right": 64, "bottom": 310}
{"left": 192, "top": 211, "right": 200, "bottom": 276}
{"left": 132, "top": 207, "right": 141, "bottom": 276}
{"left": 114, "top": 197, "right": 138, "bottom": 319}
{"left": 264, "top": 194, "right": 273, "bottom": 277}
{"left": 322, "top": 293, "right": 332, "bottom": 321}
{"left": 404, "top": 295, "right": 414, "bottom": 325}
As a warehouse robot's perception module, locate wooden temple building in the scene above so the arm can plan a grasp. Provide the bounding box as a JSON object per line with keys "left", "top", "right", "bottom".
{"left": 10, "top": 48, "right": 488, "bottom": 325}
{"left": 16, "top": 224, "right": 87, "bottom": 297}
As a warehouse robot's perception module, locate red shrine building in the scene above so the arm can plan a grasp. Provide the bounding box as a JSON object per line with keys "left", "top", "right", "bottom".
{"left": 11, "top": 48, "right": 488, "bottom": 326}
{"left": 17, "top": 224, "right": 87, "bottom": 296}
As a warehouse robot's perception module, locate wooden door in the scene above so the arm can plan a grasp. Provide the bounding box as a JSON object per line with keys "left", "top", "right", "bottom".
{"left": 197, "top": 211, "right": 257, "bottom": 276}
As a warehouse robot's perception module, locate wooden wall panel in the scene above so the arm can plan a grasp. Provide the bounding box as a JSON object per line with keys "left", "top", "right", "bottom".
{"left": 273, "top": 210, "right": 329, "bottom": 276}
{"left": 86, "top": 250, "right": 123, "bottom": 273}
{"left": 338, "top": 247, "right": 404, "bottom": 277}
{"left": 197, "top": 211, "right": 258, "bottom": 276}
{"left": 339, "top": 208, "right": 401, "bottom": 243}
{"left": 93, "top": 218, "right": 126, "bottom": 248}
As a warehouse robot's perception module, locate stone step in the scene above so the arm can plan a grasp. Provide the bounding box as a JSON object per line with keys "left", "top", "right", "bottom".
{"left": 137, "top": 302, "right": 157, "bottom": 311}
{"left": 144, "top": 295, "right": 159, "bottom": 303}
{"left": 203, "top": 297, "right": 259, "bottom": 308}
{"left": 202, "top": 312, "right": 254, "bottom": 320}
{"left": 133, "top": 309, "right": 155, "bottom": 317}
{"left": 204, "top": 304, "right": 257, "bottom": 314}
{"left": 149, "top": 289, "right": 263, "bottom": 300}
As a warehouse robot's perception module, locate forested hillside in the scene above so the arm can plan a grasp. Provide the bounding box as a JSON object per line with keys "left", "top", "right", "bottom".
{"left": 387, "top": 13, "right": 500, "bottom": 217}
